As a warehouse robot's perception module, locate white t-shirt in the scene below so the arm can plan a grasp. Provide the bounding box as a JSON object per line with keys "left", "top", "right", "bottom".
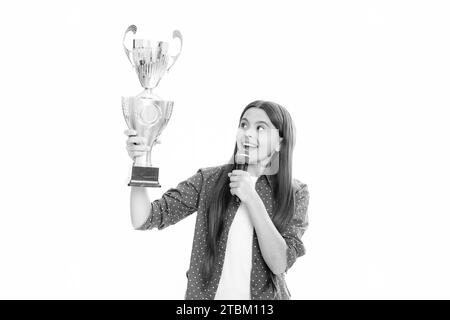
{"left": 214, "top": 175, "right": 259, "bottom": 300}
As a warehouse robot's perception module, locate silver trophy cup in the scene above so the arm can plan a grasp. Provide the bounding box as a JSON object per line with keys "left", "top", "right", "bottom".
{"left": 122, "top": 25, "right": 182, "bottom": 187}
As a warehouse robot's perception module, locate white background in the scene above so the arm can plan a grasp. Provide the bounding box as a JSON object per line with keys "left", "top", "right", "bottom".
{"left": 1, "top": 0, "right": 449, "bottom": 299}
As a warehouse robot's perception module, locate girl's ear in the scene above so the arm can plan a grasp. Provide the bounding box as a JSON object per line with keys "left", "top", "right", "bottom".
{"left": 275, "top": 137, "right": 283, "bottom": 152}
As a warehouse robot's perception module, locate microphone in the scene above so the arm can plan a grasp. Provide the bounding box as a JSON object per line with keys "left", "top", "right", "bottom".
{"left": 233, "top": 141, "right": 250, "bottom": 203}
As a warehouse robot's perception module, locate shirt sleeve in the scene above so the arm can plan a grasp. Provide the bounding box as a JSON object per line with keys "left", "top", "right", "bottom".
{"left": 136, "top": 169, "right": 204, "bottom": 230}
{"left": 283, "top": 183, "right": 310, "bottom": 272}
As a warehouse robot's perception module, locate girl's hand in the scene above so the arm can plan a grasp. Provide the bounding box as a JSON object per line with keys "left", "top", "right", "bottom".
{"left": 124, "top": 129, "right": 150, "bottom": 161}
{"left": 228, "top": 170, "right": 258, "bottom": 204}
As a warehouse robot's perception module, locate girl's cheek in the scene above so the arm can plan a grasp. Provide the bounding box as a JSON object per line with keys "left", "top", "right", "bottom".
{"left": 236, "top": 129, "right": 245, "bottom": 140}
{"left": 258, "top": 144, "right": 269, "bottom": 158}
{"left": 235, "top": 132, "right": 242, "bottom": 143}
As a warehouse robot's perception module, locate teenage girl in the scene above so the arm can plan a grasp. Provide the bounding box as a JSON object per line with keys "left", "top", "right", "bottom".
{"left": 125, "top": 100, "right": 309, "bottom": 300}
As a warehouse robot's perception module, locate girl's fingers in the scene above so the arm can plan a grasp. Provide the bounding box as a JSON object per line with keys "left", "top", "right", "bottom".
{"left": 228, "top": 172, "right": 241, "bottom": 178}
{"left": 129, "top": 151, "right": 146, "bottom": 158}
{"left": 125, "top": 130, "right": 148, "bottom": 160}
{"left": 228, "top": 172, "right": 250, "bottom": 182}
{"left": 229, "top": 182, "right": 239, "bottom": 188}
{"left": 127, "top": 136, "right": 146, "bottom": 145}
{"left": 124, "top": 129, "right": 137, "bottom": 136}
{"left": 128, "top": 148, "right": 147, "bottom": 155}
{"left": 127, "top": 145, "right": 149, "bottom": 152}
{"left": 231, "top": 170, "right": 248, "bottom": 176}
{"left": 228, "top": 175, "right": 241, "bottom": 182}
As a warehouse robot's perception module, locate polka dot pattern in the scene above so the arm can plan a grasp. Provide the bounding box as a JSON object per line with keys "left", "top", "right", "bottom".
{"left": 137, "top": 164, "right": 309, "bottom": 300}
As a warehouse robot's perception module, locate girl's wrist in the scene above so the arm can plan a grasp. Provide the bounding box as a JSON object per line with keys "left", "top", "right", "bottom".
{"left": 242, "top": 189, "right": 260, "bottom": 205}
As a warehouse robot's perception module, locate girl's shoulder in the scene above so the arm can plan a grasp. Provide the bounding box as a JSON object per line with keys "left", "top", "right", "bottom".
{"left": 292, "top": 178, "right": 308, "bottom": 195}
{"left": 197, "top": 163, "right": 233, "bottom": 182}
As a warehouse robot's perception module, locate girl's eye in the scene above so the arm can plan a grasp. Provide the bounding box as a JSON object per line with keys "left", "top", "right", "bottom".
{"left": 239, "top": 122, "right": 265, "bottom": 130}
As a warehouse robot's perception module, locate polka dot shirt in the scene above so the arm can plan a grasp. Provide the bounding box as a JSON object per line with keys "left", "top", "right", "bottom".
{"left": 136, "top": 164, "right": 309, "bottom": 300}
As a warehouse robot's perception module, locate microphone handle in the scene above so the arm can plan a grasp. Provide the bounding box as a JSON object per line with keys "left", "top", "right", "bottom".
{"left": 234, "top": 163, "right": 248, "bottom": 171}
{"left": 233, "top": 162, "right": 248, "bottom": 203}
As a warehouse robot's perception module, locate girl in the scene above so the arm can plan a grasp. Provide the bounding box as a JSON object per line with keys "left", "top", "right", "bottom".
{"left": 125, "top": 100, "right": 309, "bottom": 300}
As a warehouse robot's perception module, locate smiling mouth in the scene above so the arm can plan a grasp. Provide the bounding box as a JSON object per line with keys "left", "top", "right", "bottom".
{"left": 243, "top": 143, "right": 258, "bottom": 148}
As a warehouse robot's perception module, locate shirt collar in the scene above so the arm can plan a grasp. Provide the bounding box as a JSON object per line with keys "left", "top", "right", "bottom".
{"left": 261, "top": 174, "right": 276, "bottom": 189}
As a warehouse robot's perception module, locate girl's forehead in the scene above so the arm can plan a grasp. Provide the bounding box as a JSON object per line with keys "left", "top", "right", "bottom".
{"left": 242, "top": 108, "right": 273, "bottom": 125}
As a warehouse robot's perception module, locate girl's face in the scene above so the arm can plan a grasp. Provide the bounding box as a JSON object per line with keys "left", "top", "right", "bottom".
{"left": 236, "top": 108, "right": 282, "bottom": 167}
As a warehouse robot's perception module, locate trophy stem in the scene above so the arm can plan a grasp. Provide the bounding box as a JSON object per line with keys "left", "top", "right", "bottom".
{"left": 139, "top": 88, "right": 160, "bottom": 100}
{"left": 146, "top": 152, "right": 152, "bottom": 167}
{"left": 133, "top": 146, "right": 152, "bottom": 167}
{"left": 134, "top": 154, "right": 147, "bottom": 167}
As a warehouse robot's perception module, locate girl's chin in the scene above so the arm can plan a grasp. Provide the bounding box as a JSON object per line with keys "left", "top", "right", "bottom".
{"left": 243, "top": 152, "right": 274, "bottom": 165}
{"left": 247, "top": 159, "right": 269, "bottom": 166}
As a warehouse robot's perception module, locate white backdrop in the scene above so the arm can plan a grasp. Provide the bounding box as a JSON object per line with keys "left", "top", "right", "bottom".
{"left": 1, "top": 0, "right": 450, "bottom": 299}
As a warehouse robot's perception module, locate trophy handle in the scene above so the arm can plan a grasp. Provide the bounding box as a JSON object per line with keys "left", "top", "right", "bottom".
{"left": 123, "top": 25, "right": 137, "bottom": 67}
{"left": 121, "top": 97, "right": 132, "bottom": 129}
{"left": 167, "top": 30, "right": 183, "bottom": 72}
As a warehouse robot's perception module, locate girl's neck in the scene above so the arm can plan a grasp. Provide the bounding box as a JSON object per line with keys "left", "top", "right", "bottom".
{"left": 246, "top": 152, "right": 276, "bottom": 177}
{"left": 246, "top": 164, "right": 264, "bottom": 177}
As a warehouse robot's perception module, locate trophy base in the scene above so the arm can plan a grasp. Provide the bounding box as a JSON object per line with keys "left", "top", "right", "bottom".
{"left": 128, "top": 166, "right": 161, "bottom": 188}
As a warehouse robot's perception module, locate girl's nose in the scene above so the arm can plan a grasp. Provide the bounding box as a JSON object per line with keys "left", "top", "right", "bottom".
{"left": 244, "top": 128, "right": 257, "bottom": 138}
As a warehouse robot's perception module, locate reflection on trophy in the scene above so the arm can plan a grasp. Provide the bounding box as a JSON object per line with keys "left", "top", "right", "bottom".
{"left": 122, "top": 25, "right": 183, "bottom": 187}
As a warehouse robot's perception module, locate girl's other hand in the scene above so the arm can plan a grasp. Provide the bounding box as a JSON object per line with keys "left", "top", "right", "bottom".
{"left": 228, "top": 170, "right": 257, "bottom": 203}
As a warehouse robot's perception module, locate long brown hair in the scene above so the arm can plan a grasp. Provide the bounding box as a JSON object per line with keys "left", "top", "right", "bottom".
{"left": 201, "top": 100, "right": 297, "bottom": 289}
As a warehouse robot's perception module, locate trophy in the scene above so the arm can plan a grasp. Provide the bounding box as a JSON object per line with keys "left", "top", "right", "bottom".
{"left": 122, "top": 25, "right": 183, "bottom": 187}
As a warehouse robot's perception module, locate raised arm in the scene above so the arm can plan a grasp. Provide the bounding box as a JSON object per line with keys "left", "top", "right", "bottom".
{"left": 125, "top": 129, "right": 204, "bottom": 230}
{"left": 131, "top": 169, "right": 204, "bottom": 230}
{"left": 130, "top": 187, "right": 160, "bottom": 229}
